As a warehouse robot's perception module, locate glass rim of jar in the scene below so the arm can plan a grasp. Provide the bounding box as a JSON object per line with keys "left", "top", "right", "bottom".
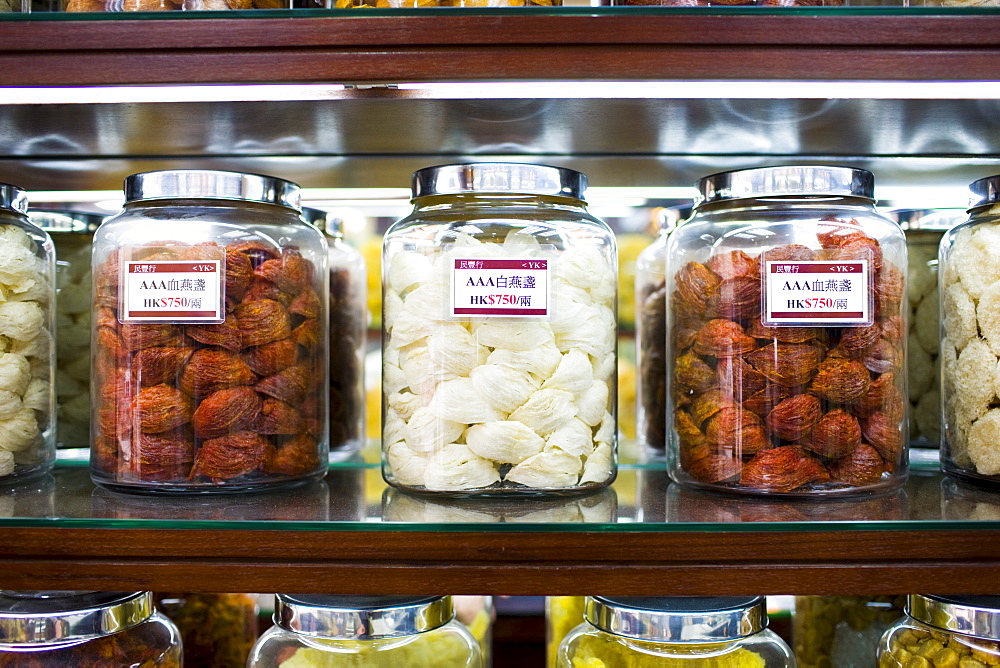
{"left": 0, "top": 183, "right": 28, "bottom": 216}
{"left": 29, "top": 209, "right": 105, "bottom": 235}
{"left": 694, "top": 165, "right": 875, "bottom": 206}
{"left": 123, "top": 169, "right": 302, "bottom": 212}
{"left": 907, "top": 594, "right": 1000, "bottom": 641}
{"left": 274, "top": 594, "right": 455, "bottom": 640}
{"left": 584, "top": 596, "right": 767, "bottom": 643}
{"left": 300, "top": 206, "right": 343, "bottom": 237}
{"left": 0, "top": 591, "right": 152, "bottom": 645}
{"left": 411, "top": 162, "right": 587, "bottom": 201}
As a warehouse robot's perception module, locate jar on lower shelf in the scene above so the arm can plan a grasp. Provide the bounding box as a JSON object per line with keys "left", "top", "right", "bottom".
{"left": 556, "top": 596, "right": 795, "bottom": 666}
{"left": 878, "top": 595, "right": 1000, "bottom": 666}
{"left": 28, "top": 209, "right": 103, "bottom": 451}
{"left": 940, "top": 175, "right": 1000, "bottom": 488}
{"left": 248, "top": 595, "right": 484, "bottom": 667}
{"left": 0, "top": 591, "right": 182, "bottom": 666}
{"left": 154, "top": 593, "right": 258, "bottom": 668}
{"left": 793, "top": 595, "right": 905, "bottom": 667}
{"left": 382, "top": 162, "right": 617, "bottom": 496}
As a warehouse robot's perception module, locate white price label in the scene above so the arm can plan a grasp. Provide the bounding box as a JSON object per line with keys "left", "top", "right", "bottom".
{"left": 451, "top": 257, "right": 549, "bottom": 318}
{"left": 763, "top": 260, "right": 872, "bottom": 326}
{"left": 121, "top": 260, "right": 224, "bottom": 323}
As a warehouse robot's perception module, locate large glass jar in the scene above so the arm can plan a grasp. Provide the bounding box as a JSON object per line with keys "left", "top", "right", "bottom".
{"left": 939, "top": 175, "right": 1000, "bottom": 488}
{"left": 879, "top": 595, "right": 1000, "bottom": 666}
{"left": 557, "top": 596, "right": 794, "bottom": 666}
{"left": 302, "top": 207, "right": 367, "bottom": 461}
{"left": 0, "top": 185, "right": 56, "bottom": 485}
{"left": 247, "top": 595, "right": 483, "bottom": 667}
{"left": 90, "top": 169, "right": 329, "bottom": 494}
{"left": 546, "top": 596, "right": 585, "bottom": 668}
{"left": 154, "top": 593, "right": 258, "bottom": 667}
{"left": 28, "top": 209, "right": 104, "bottom": 451}
{"left": 794, "top": 596, "right": 905, "bottom": 667}
{"left": 666, "top": 165, "right": 908, "bottom": 497}
{"left": 381, "top": 163, "right": 617, "bottom": 496}
{"left": 0, "top": 590, "right": 181, "bottom": 666}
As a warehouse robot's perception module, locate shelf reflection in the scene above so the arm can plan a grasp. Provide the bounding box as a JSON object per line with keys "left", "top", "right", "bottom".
{"left": 0, "top": 463, "right": 996, "bottom": 530}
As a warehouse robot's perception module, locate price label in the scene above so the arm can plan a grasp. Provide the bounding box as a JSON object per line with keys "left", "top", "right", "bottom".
{"left": 121, "top": 260, "right": 224, "bottom": 323}
{"left": 763, "top": 260, "right": 872, "bottom": 326}
{"left": 451, "top": 257, "right": 550, "bottom": 318}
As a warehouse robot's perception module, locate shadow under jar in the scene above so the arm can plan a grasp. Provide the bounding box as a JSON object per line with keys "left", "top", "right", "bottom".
{"left": 666, "top": 165, "right": 908, "bottom": 497}
{"left": 90, "top": 169, "right": 329, "bottom": 494}
{"left": 381, "top": 162, "right": 618, "bottom": 497}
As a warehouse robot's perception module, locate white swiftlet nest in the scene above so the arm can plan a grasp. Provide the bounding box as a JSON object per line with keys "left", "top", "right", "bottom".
{"left": 469, "top": 364, "right": 539, "bottom": 414}
{"left": 465, "top": 420, "right": 545, "bottom": 465}
{"left": 509, "top": 388, "right": 576, "bottom": 436}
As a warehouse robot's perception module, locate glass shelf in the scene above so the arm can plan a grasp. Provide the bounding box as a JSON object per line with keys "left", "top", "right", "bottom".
{"left": 3, "top": 448, "right": 996, "bottom": 533}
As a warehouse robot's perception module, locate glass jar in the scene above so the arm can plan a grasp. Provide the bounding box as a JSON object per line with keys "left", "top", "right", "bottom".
{"left": 28, "top": 209, "right": 104, "bottom": 451}
{"left": 878, "top": 595, "right": 1000, "bottom": 666}
{"left": 248, "top": 595, "right": 483, "bottom": 667}
{"left": 382, "top": 162, "right": 617, "bottom": 496}
{"left": 794, "top": 596, "right": 905, "bottom": 667}
{"left": 0, "top": 185, "right": 56, "bottom": 485}
{"left": 154, "top": 593, "right": 257, "bottom": 668}
{"left": 546, "top": 596, "right": 585, "bottom": 668}
{"left": 90, "top": 169, "right": 329, "bottom": 494}
{"left": 302, "top": 207, "right": 367, "bottom": 461}
{"left": 635, "top": 211, "right": 675, "bottom": 457}
{"left": 454, "top": 596, "right": 493, "bottom": 666}
{"left": 64, "top": 0, "right": 287, "bottom": 12}
{"left": 0, "top": 590, "right": 181, "bottom": 666}
{"left": 666, "top": 165, "right": 908, "bottom": 496}
{"left": 889, "top": 209, "right": 965, "bottom": 457}
{"left": 939, "top": 175, "right": 1000, "bottom": 488}
{"left": 557, "top": 596, "right": 794, "bottom": 666}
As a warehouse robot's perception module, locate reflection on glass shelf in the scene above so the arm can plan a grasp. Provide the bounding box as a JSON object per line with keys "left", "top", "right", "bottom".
{"left": 2, "top": 463, "right": 999, "bottom": 529}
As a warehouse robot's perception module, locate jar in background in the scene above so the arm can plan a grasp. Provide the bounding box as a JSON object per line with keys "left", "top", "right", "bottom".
{"left": 794, "top": 595, "right": 904, "bottom": 667}
{"left": 90, "top": 169, "right": 329, "bottom": 493}
{"left": 0, "top": 590, "right": 181, "bottom": 666}
{"left": 557, "top": 596, "right": 794, "bottom": 666}
{"left": 382, "top": 163, "right": 617, "bottom": 496}
{"left": 667, "top": 165, "right": 908, "bottom": 496}
{"left": 302, "top": 207, "right": 367, "bottom": 461}
{"left": 29, "top": 209, "right": 104, "bottom": 451}
{"left": 247, "top": 595, "right": 483, "bottom": 667}
{"left": 64, "top": 0, "right": 286, "bottom": 12}
{"left": 154, "top": 593, "right": 257, "bottom": 667}
{"left": 940, "top": 175, "right": 1000, "bottom": 488}
{"left": 333, "top": 0, "right": 557, "bottom": 7}
{"left": 0, "top": 185, "right": 56, "bottom": 485}
{"left": 454, "top": 595, "right": 493, "bottom": 666}
{"left": 879, "top": 595, "right": 1000, "bottom": 666}
{"left": 546, "top": 596, "right": 585, "bottom": 668}
{"left": 889, "top": 209, "right": 964, "bottom": 456}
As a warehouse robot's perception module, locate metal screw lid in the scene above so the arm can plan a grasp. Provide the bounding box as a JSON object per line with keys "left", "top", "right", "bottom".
{"left": 585, "top": 596, "right": 767, "bottom": 643}
{"left": 0, "top": 591, "right": 152, "bottom": 645}
{"left": 275, "top": 595, "right": 454, "bottom": 640}
{"left": 969, "top": 175, "right": 1000, "bottom": 209}
{"left": 29, "top": 209, "right": 105, "bottom": 234}
{"left": 695, "top": 166, "right": 875, "bottom": 206}
{"left": 907, "top": 595, "right": 1000, "bottom": 641}
{"left": 412, "top": 163, "right": 587, "bottom": 201}
{"left": 301, "top": 207, "right": 342, "bottom": 237}
{"left": 886, "top": 208, "right": 966, "bottom": 232}
{"left": 123, "top": 170, "right": 301, "bottom": 212}
{"left": 0, "top": 183, "right": 28, "bottom": 216}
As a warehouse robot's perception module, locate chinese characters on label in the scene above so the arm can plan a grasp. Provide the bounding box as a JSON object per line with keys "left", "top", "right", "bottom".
{"left": 121, "top": 260, "right": 224, "bottom": 322}
{"left": 763, "top": 260, "right": 872, "bottom": 326}
{"left": 451, "top": 257, "right": 549, "bottom": 317}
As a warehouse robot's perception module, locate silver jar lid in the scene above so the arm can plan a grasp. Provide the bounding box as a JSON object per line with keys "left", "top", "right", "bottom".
{"left": 29, "top": 209, "right": 105, "bottom": 234}
{"left": 0, "top": 183, "right": 28, "bottom": 216}
{"left": 887, "top": 208, "right": 966, "bottom": 231}
{"left": 412, "top": 163, "right": 587, "bottom": 200}
{"left": 695, "top": 166, "right": 875, "bottom": 205}
{"left": 969, "top": 175, "right": 1000, "bottom": 209}
{"left": 0, "top": 591, "right": 152, "bottom": 645}
{"left": 124, "top": 170, "right": 301, "bottom": 211}
{"left": 585, "top": 596, "right": 767, "bottom": 643}
{"left": 275, "top": 595, "right": 453, "bottom": 640}
{"left": 907, "top": 594, "right": 1000, "bottom": 641}
{"left": 301, "top": 206, "right": 342, "bottom": 237}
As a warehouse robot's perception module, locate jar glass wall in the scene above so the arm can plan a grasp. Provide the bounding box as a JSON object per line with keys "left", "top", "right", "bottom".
{"left": 634, "top": 215, "right": 670, "bottom": 457}
{"left": 0, "top": 185, "right": 56, "bottom": 485}
{"left": 90, "top": 170, "right": 329, "bottom": 493}
{"left": 878, "top": 595, "right": 1000, "bottom": 666}
{"left": 382, "top": 163, "right": 617, "bottom": 496}
{"left": 793, "top": 595, "right": 905, "bottom": 667}
{"left": 154, "top": 592, "right": 258, "bottom": 667}
{"left": 666, "top": 165, "right": 908, "bottom": 497}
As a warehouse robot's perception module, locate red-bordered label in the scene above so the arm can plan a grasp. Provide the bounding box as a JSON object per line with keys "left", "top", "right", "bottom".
{"left": 451, "top": 257, "right": 550, "bottom": 318}
{"left": 121, "top": 260, "right": 224, "bottom": 322}
{"left": 763, "top": 260, "right": 872, "bottom": 326}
